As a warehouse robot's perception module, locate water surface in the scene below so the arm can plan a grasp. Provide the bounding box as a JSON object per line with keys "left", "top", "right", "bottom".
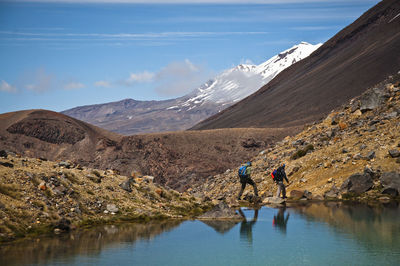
{"left": 1, "top": 202, "right": 400, "bottom": 266}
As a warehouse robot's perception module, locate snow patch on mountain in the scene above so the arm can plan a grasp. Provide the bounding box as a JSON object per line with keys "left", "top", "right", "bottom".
{"left": 177, "top": 42, "right": 322, "bottom": 112}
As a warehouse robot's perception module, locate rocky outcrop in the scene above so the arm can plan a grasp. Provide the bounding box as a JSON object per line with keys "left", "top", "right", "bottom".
{"left": 340, "top": 172, "right": 374, "bottom": 194}
{"left": 380, "top": 172, "right": 400, "bottom": 196}
{"left": 198, "top": 202, "right": 243, "bottom": 220}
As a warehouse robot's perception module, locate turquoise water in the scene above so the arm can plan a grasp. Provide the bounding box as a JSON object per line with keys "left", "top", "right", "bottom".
{"left": 1, "top": 202, "right": 400, "bottom": 266}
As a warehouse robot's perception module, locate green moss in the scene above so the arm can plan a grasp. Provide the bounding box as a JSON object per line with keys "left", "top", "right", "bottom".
{"left": 0, "top": 183, "right": 21, "bottom": 199}
{"left": 291, "top": 144, "right": 315, "bottom": 160}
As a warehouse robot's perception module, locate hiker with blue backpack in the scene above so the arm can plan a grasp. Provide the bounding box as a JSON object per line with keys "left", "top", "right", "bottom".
{"left": 271, "top": 164, "right": 289, "bottom": 199}
{"left": 237, "top": 162, "right": 259, "bottom": 200}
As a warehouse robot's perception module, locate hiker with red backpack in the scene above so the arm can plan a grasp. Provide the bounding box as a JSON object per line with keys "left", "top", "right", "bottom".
{"left": 271, "top": 164, "right": 289, "bottom": 199}
{"left": 237, "top": 162, "right": 259, "bottom": 200}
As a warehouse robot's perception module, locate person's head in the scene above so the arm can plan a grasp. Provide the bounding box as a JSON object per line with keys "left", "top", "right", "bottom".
{"left": 247, "top": 162, "right": 252, "bottom": 166}
{"left": 281, "top": 163, "right": 286, "bottom": 168}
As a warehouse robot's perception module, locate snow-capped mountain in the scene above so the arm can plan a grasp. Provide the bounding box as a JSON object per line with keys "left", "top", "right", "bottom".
{"left": 176, "top": 42, "right": 322, "bottom": 112}
{"left": 63, "top": 42, "right": 321, "bottom": 135}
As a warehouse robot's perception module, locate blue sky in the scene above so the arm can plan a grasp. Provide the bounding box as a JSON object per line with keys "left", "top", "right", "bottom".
{"left": 0, "top": 0, "right": 380, "bottom": 113}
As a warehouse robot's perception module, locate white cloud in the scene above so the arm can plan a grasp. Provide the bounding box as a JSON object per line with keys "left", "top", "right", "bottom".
{"left": 94, "top": 80, "right": 111, "bottom": 87}
{"left": 0, "top": 80, "right": 17, "bottom": 93}
{"left": 121, "top": 59, "right": 212, "bottom": 97}
{"left": 127, "top": 71, "right": 155, "bottom": 83}
{"left": 63, "top": 81, "right": 85, "bottom": 90}
{"left": 13, "top": 0, "right": 374, "bottom": 3}
{"left": 154, "top": 59, "right": 211, "bottom": 97}
{"left": 24, "top": 68, "right": 54, "bottom": 92}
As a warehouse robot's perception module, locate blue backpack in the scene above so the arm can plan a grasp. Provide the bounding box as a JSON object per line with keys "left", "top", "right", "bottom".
{"left": 238, "top": 165, "right": 248, "bottom": 178}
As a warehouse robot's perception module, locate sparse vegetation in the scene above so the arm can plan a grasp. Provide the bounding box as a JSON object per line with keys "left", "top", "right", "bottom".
{"left": 291, "top": 144, "right": 314, "bottom": 160}
{"left": 0, "top": 183, "right": 21, "bottom": 199}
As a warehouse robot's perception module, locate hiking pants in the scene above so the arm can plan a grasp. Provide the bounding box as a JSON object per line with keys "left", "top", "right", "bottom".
{"left": 276, "top": 181, "right": 286, "bottom": 198}
{"left": 238, "top": 177, "right": 258, "bottom": 199}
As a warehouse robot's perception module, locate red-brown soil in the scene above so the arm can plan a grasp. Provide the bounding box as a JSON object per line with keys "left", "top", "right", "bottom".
{"left": 0, "top": 110, "right": 298, "bottom": 190}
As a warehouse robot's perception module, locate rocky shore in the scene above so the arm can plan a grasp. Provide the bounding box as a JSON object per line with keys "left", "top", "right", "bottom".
{"left": 191, "top": 74, "right": 400, "bottom": 206}
{"left": 0, "top": 153, "right": 212, "bottom": 242}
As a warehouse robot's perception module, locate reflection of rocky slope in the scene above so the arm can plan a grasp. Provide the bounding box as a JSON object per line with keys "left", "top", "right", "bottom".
{"left": 0, "top": 154, "right": 207, "bottom": 242}
{"left": 193, "top": 0, "right": 400, "bottom": 130}
{"left": 192, "top": 74, "right": 400, "bottom": 203}
{"left": 62, "top": 42, "right": 319, "bottom": 135}
{"left": 292, "top": 202, "right": 400, "bottom": 251}
{"left": 0, "top": 110, "right": 296, "bottom": 190}
{"left": 0, "top": 220, "right": 182, "bottom": 265}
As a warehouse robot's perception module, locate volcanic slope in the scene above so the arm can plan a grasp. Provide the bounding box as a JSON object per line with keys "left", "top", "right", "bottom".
{"left": 0, "top": 110, "right": 298, "bottom": 191}
{"left": 192, "top": 0, "right": 400, "bottom": 130}
{"left": 191, "top": 73, "right": 400, "bottom": 204}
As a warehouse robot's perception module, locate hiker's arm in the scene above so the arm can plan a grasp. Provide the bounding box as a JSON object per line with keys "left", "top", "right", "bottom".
{"left": 284, "top": 172, "right": 289, "bottom": 183}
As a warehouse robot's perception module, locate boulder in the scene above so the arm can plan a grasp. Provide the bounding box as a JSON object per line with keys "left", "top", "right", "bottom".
{"left": 289, "top": 190, "right": 304, "bottom": 200}
{"left": 119, "top": 177, "right": 135, "bottom": 192}
{"left": 58, "top": 161, "right": 71, "bottom": 169}
{"left": 263, "top": 197, "right": 286, "bottom": 205}
{"left": 388, "top": 150, "right": 400, "bottom": 158}
{"left": 198, "top": 202, "right": 243, "bottom": 220}
{"left": 359, "top": 87, "right": 389, "bottom": 113}
{"left": 0, "top": 162, "right": 13, "bottom": 168}
{"left": 340, "top": 172, "right": 373, "bottom": 194}
{"left": 106, "top": 204, "right": 119, "bottom": 213}
{"left": 324, "top": 185, "right": 340, "bottom": 199}
{"left": 380, "top": 172, "right": 400, "bottom": 196}
{"left": 54, "top": 217, "right": 71, "bottom": 232}
{"left": 0, "top": 150, "right": 8, "bottom": 158}
{"left": 366, "top": 151, "right": 376, "bottom": 160}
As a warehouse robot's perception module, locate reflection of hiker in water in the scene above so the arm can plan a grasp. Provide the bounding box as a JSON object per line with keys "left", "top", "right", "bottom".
{"left": 238, "top": 208, "right": 258, "bottom": 244}
{"left": 273, "top": 207, "right": 289, "bottom": 234}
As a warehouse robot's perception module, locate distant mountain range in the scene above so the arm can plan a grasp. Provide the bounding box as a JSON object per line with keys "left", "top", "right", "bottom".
{"left": 62, "top": 42, "right": 321, "bottom": 135}
{"left": 192, "top": 0, "right": 400, "bottom": 130}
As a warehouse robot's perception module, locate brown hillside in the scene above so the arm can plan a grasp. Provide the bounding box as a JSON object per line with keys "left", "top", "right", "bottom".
{"left": 192, "top": 0, "right": 400, "bottom": 130}
{"left": 0, "top": 110, "right": 298, "bottom": 191}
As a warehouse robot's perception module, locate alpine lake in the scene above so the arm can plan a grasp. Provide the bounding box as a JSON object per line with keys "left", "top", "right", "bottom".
{"left": 1, "top": 202, "right": 400, "bottom": 266}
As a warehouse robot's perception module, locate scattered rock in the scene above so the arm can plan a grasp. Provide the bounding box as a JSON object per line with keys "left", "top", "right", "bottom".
{"left": 58, "top": 161, "right": 71, "bottom": 169}
{"left": 342, "top": 148, "right": 349, "bottom": 153}
{"left": 119, "top": 177, "right": 135, "bottom": 192}
{"left": 380, "top": 172, "right": 400, "bottom": 196}
{"left": 87, "top": 174, "right": 101, "bottom": 183}
{"left": 143, "top": 175, "right": 155, "bottom": 183}
{"left": 0, "top": 161, "right": 14, "bottom": 168}
{"left": 366, "top": 151, "right": 376, "bottom": 160}
{"left": 289, "top": 190, "right": 304, "bottom": 200}
{"left": 324, "top": 185, "right": 340, "bottom": 199}
{"left": 0, "top": 150, "right": 8, "bottom": 158}
{"left": 263, "top": 197, "right": 286, "bottom": 205}
{"left": 360, "top": 144, "right": 367, "bottom": 150}
{"left": 340, "top": 172, "right": 373, "bottom": 194}
{"left": 106, "top": 204, "right": 119, "bottom": 213}
{"left": 359, "top": 87, "right": 389, "bottom": 113}
{"left": 198, "top": 202, "right": 243, "bottom": 220}
{"left": 38, "top": 182, "right": 47, "bottom": 191}
{"left": 327, "top": 178, "right": 334, "bottom": 183}
{"left": 388, "top": 150, "right": 400, "bottom": 158}
{"left": 54, "top": 218, "right": 71, "bottom": 232}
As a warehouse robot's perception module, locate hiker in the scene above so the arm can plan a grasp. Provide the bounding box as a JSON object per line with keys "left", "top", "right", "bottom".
{"left": 274, "top": 163, "right": 289, "bottom": 199}
{"left": 237, "top": 162, "right": 259, "bottom": 200}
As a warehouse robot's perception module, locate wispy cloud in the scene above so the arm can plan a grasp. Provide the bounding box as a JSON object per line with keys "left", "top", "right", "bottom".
{"left": 120, "top": 59, "right": 212, "bottom": 97}
{"left": 12, "top": 0, "right": 377, "bottom": 3}
{"left": 126, "top": 71, "right": 155, "bottom": 84}
{"left": 63, "top": 81, "right": 85, "bottom": 90}
{"left": 24, "top": 68, "right": 55, "bottom": 92}
{"left": 0, "top": 30, "right": 268, "bottom": 40}
{"left": 290, "top": 26, "right": 341, "bottom": 31}
{"left": 0, "top": 80, "right": 17, "bottom": 93}
{"left": 94, "top": 80, "right": 111, "bottom": 88}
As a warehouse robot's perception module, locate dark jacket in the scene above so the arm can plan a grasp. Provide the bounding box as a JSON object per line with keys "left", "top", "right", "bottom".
{"left": 275, "top": 166, "right": 288, "bottom": 183}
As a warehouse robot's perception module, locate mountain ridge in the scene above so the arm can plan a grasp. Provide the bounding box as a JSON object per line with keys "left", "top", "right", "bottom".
{"left": 62, "top": 42, "right": 320, "bottom": 135}
{"left": 192, "top": 0, "right": 400, "bottom": 130}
